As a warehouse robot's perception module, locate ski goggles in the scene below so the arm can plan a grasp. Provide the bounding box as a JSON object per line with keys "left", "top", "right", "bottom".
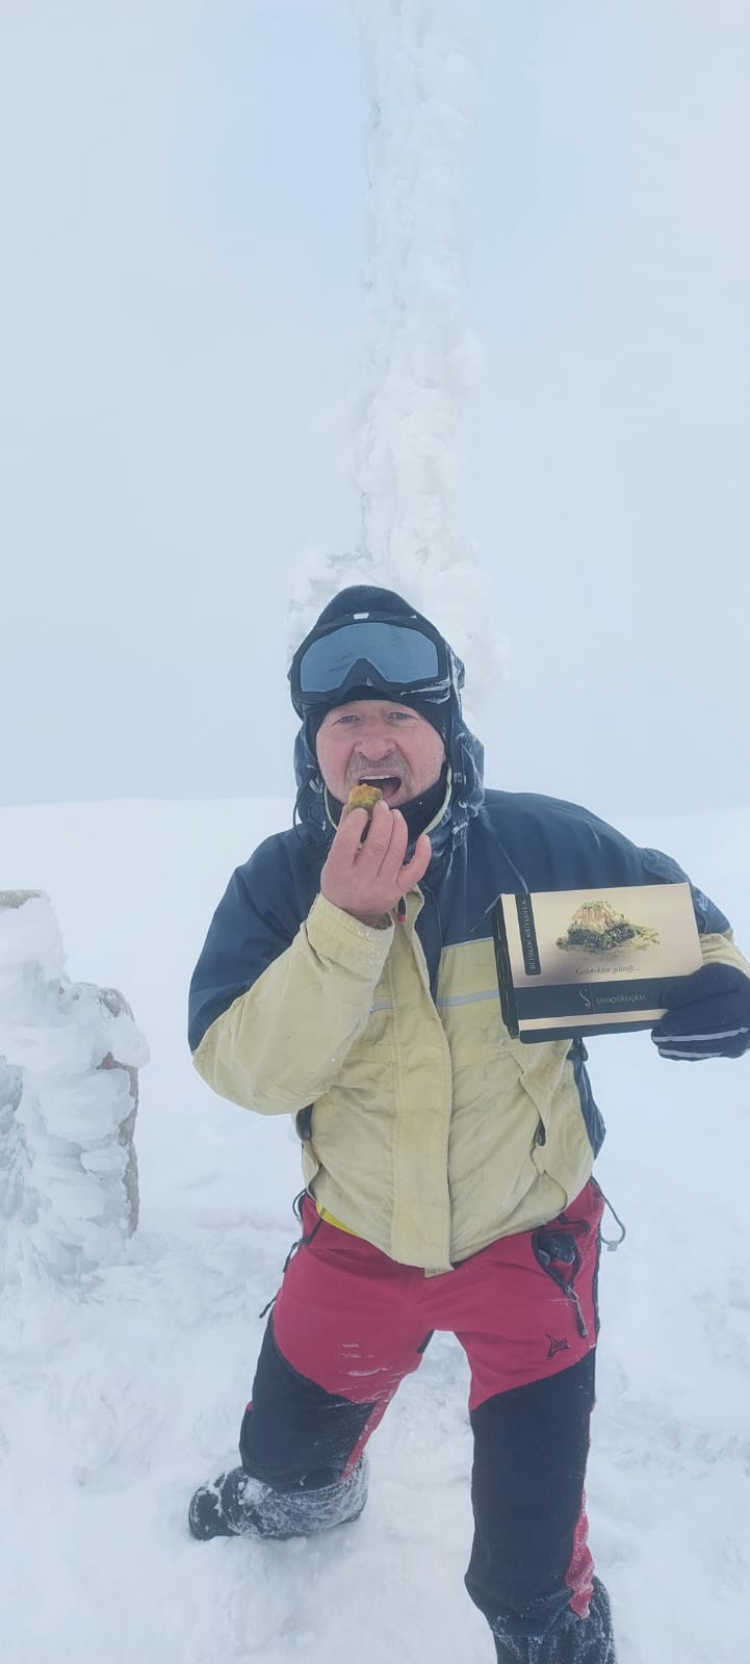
{"left": 289, "top": 612, "right": 459, "bottom": 714}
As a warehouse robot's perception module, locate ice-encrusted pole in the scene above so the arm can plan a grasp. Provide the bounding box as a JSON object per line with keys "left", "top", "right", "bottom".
{"left": 0, "top": 891, "right": 148, "bottom": 1289}
{"left": 290, "top": 0, "right": 504, "bottom": 711}
{"left": 352, "top": 0, "right": 484, "bottom": 576}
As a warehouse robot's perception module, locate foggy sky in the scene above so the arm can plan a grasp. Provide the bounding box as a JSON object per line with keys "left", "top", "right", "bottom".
{"left": 2, "top": 0, "right": 748, "bottom": 824}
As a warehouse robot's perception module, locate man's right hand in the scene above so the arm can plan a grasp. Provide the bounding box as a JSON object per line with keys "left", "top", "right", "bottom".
{"left": 320, "top": 800, "right": 431, "bottom": 928}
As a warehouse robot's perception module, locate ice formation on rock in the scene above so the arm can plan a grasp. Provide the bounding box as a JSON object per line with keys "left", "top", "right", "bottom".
{"left": 0, "top": 890, "right": 148, "bottom": 1287}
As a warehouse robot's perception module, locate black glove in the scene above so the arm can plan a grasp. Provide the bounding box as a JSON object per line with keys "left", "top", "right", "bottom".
{"left": 651, "top": 962, "right": 750, "bottom": 1060}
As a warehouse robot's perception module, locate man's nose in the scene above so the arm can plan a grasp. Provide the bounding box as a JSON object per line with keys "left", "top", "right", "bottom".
{"left": 358, "top": 722, "right": 393, "bottom": 756}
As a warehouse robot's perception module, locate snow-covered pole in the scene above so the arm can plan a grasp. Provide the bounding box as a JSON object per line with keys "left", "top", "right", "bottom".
{"left": 0, "top": 891, "right": 148, "bottom": 1289}
{"left": 351, "top": 0, "right": 485, "bottom": 578}
{"left": 291, "top": 0, "right": 506, "bottom": 716}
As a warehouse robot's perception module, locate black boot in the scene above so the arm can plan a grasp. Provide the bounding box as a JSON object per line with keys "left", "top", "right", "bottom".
{"left": 492, "top": 1578, "right": 617, "bottom": 1663}
{"left": 188, "top": 1456, "right": 367, "bottom": 1542}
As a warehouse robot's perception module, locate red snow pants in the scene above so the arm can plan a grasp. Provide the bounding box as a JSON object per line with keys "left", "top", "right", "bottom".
{"left": 239, "top": 1180, "right": 614, "bottom": 1663}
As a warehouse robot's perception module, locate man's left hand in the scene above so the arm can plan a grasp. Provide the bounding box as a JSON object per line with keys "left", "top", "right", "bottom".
{"left": 651, "top": 963, "right": 750, "bottom": 1060}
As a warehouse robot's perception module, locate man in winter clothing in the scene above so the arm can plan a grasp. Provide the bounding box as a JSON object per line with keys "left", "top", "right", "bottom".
{"left": 187, "top": 586, "right": 750, "bottom": 1664}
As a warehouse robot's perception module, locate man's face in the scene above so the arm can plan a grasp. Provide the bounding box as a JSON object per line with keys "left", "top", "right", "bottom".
{"left": 315, "top": 699, "right": 446, "bottom": 808}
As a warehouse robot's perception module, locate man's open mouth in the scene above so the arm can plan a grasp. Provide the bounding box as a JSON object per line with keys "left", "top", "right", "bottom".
{"left": 358, "top": 773, "right": 403, "bottom": 803}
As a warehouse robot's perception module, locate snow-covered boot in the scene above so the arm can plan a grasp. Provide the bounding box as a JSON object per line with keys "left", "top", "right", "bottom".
{"left": 491, "top": 1577, "right": 616, "bottom": 1663}
{"left": 188, "top": 1456, "right": 368, "bottom": 1542}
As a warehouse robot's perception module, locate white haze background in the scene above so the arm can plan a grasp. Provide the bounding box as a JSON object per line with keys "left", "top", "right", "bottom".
{"left": 1, "top": 3, "right": 750, "bottom": 1662}
{"left": 2, "top": 0, "right": 749, "bottom": 813}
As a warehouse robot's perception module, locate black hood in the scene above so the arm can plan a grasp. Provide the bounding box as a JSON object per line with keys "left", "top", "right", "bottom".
{"left": 290, "top": 584, "right": 485, "bottom": 863}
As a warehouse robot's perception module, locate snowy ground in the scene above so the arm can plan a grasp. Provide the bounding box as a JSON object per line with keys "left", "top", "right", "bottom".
{"left": 1, "top": 796, "right": 749, "bottom": 1664}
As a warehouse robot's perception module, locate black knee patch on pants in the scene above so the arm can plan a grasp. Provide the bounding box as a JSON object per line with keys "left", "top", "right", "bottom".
{"left": 239, "top": 1316, "right": 375, "bottom": 1491}
{"left": 466, "top": 1352, "right": 597, "bottom": 1628}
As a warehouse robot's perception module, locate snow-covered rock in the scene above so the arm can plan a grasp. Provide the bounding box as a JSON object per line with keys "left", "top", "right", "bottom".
{"left": 0, "top": 889, "right": 148, "bottom": 1287}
